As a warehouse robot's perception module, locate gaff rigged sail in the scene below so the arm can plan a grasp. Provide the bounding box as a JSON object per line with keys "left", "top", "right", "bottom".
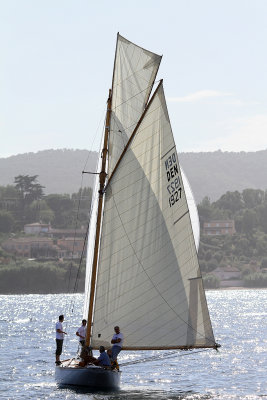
{"left": 91, "top": 82, "right": 215, "bottom": 350}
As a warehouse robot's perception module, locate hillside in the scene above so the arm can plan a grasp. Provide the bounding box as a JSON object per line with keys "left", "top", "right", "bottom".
{"left": 0, "top": 149, "right": 266, "bottom": 201}
{"left": 179, "top": 150, "right": 267, "bottom": 202}
{"left": 0, "top": 149, "right": 98, "bottom": 195}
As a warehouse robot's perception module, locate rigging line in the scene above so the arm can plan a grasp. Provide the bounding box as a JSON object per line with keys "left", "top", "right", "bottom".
{"left": 71, "top": 223, "right": 89, "bottom": 297}
{"left": 65, "top": 114, "right": 107, "bottom": 326}
{"left": 112, "top": 79, "right": 162, "bottom": 112}
{"left": 120, "top": 348, "right": 212, "bottom": 367}
{"left": 66, "top": 173, "right": 85, "bottom": 294}
{"left": 66, "top": 186, "right": 97, "bottom": 317}
{"left": 64, "top": 176, "right": 88, "bottom": 346}
{"left": 82, "top": 105, "right": 106, "bottom": 173}
{"left": 67, "top": 178, "right": 100, "bottom": 317}
{"left": 111, "top": 195, "right": 216, "bottom": 347}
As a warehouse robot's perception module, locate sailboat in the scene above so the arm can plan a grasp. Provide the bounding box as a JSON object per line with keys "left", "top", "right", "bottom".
{"left": 55, "top": 33, "right": 219, "bottom": 389}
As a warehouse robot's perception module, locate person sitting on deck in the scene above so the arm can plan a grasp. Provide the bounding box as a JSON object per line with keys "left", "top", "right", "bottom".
{"left": 79, "top": 346, "right": 96, "bottom": 367}
{"left": 95, "top": 346, "right": 111, "bottom": 367}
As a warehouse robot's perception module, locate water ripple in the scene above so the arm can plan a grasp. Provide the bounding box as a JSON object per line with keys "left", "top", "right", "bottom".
{"left": 0, "top": 290, "right": 266, "bottom": 399}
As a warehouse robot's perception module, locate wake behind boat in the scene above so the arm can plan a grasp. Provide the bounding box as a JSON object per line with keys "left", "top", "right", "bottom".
{"left": 55, "top": 33, "right": 219, "bottom": 389}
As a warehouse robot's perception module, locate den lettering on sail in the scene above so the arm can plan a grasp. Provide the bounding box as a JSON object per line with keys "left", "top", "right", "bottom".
{"left": 165, "top": 152, "right": 182, "bottom": 207}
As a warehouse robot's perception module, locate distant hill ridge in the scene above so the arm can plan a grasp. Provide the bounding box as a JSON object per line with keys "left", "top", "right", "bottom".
{"left": 179, "top": 149, "right": 267, "bottom": 202}
{"left": 0, "top": 149, "right": 266, "bottom": 202}
{"left": 0, "top": 149, "right": 98, "bottom": 196}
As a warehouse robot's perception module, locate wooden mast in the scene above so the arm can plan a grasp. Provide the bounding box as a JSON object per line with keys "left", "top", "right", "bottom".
{"left": 85, "top": 89, "right": 112, "bottom": 347}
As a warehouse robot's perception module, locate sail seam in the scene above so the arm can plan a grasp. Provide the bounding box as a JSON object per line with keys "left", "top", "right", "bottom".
{"left": 173, "top": 210, "right": 190, "bottom": 225}
{"left": 161, "top": 145, "right": 176, "bottom": 160}
{"left": 112, "top": 80, "right": 161, "bottom": 111}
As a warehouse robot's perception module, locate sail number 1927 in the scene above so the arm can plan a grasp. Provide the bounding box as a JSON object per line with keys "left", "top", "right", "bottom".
{"left": 164, "top": 152, "right": 182, "bottom": 207}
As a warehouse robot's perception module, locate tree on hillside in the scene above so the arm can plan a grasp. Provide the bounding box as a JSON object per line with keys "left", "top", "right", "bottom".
{"left": 14, "top": 175, "right": 45, "bottom": 227}
{"left": 29, "top": 200, "right": 55, "bottom": 224}
{"left": 242, "top": 209, "right": 257, "bottom": 234}
{"left": 45, "top": 187, "right": 92, "bottom": 228}
{"left": 242, "top": 189, "right": 265, "bottom": 208}
{"left": 0, "top": 211, "right": 15, "bottom": 233}
{"left": 0, "top": 185, "right": 19, "bottom": 215}
{"left": 197, "top": 197, "right": 212, "bottom": 227}
{"left": 45, "top": 194, "right": 73, "bottom": 228}
{"left": 258, "top": 203, "right": 267, "bottom": 233}
{"left": 14, "top": 175, "right": 44, "bottom": 203}
{"left": 71, "top": 187, "right": 92, "bottom": 224}
{"left": 214, "top": 191, "right": 244, "bottom": 215}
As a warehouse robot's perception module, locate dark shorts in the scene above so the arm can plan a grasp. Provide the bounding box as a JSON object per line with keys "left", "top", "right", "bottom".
{"left": 111, "top": 345, "right": 122, "bottom": 360}
{"left": 56, "top": 339, "right": 63, "bottom": 356}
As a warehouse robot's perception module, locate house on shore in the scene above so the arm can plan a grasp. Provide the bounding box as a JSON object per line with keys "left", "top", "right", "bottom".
{"left": 211, "top": 265, "right": 244, "bottom": 287}
{"left": 2, "top": 236, "right": 85, "bottom": 260}
{"left": 203, "top": 220, "right": 236, "bottom": 236}
{"left": 24, "top": 223, "right": 86, "bottom": 239}
{"left": 24, "top": 223, "right": 50, "bottom": 235}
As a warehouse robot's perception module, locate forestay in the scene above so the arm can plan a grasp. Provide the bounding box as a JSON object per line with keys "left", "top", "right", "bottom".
{"left": 91, "top": 82, "right": 216, "bottom": 350}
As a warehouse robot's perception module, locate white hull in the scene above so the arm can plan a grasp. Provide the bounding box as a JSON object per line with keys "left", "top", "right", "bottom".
{"left": 55, "top": 361, "right": 121, "bottom": 389}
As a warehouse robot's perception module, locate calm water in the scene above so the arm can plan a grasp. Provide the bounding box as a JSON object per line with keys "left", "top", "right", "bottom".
{"left": 0, "top": 290, "right": 266, "bottom": 400}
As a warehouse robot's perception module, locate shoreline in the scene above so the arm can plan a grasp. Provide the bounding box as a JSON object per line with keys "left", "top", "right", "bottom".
{"left": 1, "top": 287, "right": 267, "bottom": 295}
{"left": 206, "top": 286, "right": 267, "bottom": 290}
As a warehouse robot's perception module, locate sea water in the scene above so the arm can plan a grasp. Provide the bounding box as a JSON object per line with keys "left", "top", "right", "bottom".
{"left": 0, "top": 289, "right": 266, "bottom": 399}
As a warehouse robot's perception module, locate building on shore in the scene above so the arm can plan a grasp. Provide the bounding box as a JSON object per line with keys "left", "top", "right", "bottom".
{"left": 211, "top": 265, "right": 243, "bottom": 287}
{"left": 203, "top": 220, "right": 236, "bottom": 236}
{"left": 2, "top": 236, "right": 85, "bottom": 260}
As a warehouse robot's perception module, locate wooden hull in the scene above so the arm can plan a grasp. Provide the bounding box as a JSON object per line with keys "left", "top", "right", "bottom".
{"left": 55, "top": 361, "right": 121, "bottom": 389}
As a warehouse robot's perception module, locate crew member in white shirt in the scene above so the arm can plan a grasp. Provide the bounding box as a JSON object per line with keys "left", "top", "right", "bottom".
{"left": 55, "top": 315, "right": 67, "bottom": 365}
{"left": 76, "top": 319, "right": 87, "bottom": 347}
{"left": 111, "top": 325, "right": 123, "bottom": 362}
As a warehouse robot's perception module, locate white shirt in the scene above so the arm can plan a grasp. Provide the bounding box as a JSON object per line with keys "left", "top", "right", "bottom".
{"left": 56, "top": 321, "right": 64, "bottom": 340}
{"left": 112, "top": 332, "right": 123, "bottom": 348}
{"left": 77, "top": 325, "right": 87, "bottom": 342}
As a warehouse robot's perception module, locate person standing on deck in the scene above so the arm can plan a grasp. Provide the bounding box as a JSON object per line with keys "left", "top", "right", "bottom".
{"left": 76, "top": 319, "right": 87, "bottom": 347}
{"left": 111, "top": 326, "right": 123, "bottom": 363}
{"left": 55, "top": 315, "right": 67, "bottom": 365}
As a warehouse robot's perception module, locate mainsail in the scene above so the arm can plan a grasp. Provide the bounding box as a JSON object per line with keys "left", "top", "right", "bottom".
{"left": 84, "top": 34, "right": 161, "bottom": 319}
{"left": 90, "top": 82, "right": 215, "bottom": 350}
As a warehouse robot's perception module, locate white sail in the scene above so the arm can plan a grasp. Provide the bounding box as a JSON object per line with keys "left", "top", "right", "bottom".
{"left": 181, "top": 168, "right": 200, "bottom": 250}
{"left": 108, "top": 34, "right": 162, "bottom": 176}
{"left": 91, "top": 82, "right": 215, "bottom": 350}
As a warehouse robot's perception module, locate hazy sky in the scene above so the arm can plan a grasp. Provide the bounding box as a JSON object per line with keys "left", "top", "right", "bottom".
{"left": 1, "top": 0, "right": 267, "bottom": 158}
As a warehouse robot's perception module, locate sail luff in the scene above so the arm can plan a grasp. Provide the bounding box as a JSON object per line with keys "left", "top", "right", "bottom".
{"left": 110, "top": 32, "right": 120, "bottom": 100}
{"left": 85, "top": 90, "right": 112, "bottom": 347}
